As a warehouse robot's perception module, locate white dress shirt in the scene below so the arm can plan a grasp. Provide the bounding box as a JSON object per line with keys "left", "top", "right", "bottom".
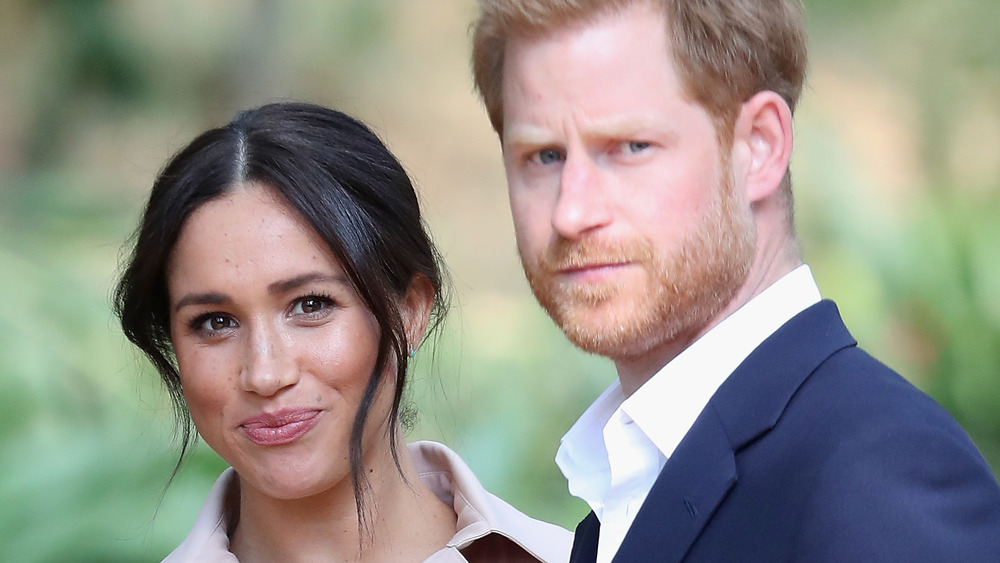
{"left": 555, "top": 265, "right": 821, "bottom": 562}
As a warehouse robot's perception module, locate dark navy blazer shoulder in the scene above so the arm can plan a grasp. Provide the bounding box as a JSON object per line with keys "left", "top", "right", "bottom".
{"left": 570, "top": 300, "right": 1000, "bottom": 562}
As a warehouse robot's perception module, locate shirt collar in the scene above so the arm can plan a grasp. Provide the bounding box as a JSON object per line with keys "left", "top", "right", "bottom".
{"left": 626, "top": 264, "right": 821, "bottom": 457}
{"left": 554, "top": 382, "right": 624, "bottom": 508}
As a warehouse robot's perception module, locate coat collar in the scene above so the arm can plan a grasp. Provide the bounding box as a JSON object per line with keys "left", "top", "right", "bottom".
{"left": 607, "top": 300, "right": 856, "bottom": 562}
{"left": 165, "top": 442, "right": 572, "bottom": 562}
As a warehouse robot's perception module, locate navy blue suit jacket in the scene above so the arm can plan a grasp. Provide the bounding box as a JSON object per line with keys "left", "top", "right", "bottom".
{"left": 570, "top": 301, "right": 1000, "bottom": 562}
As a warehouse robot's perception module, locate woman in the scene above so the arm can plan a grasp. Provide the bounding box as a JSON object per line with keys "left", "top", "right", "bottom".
{"left": 115, "top": 102, "right": 571, "bottom": 562}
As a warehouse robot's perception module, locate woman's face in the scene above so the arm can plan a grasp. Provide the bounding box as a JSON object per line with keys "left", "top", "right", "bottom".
{"left": 166, "top": 185, "right": 393, "bottom": 501}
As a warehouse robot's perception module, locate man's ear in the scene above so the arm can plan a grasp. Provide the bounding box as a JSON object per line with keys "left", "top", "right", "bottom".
{"left": 733, "top": 91, "right": 794, "bottom": 203}
{"left": 401, "top": 274, "right": 436, "bottom": 353}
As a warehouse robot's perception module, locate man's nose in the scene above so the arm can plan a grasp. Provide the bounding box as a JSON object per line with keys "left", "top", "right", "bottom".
{"left": 552, "top": 151, "right": 613, "bottom": 240}
{"left": 239, "top": 324, "right": 298, "bottom": 397}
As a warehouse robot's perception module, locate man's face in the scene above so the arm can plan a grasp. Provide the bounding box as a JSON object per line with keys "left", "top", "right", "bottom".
{"left": 500, "top": 3, "right": 756, "bottom": 365}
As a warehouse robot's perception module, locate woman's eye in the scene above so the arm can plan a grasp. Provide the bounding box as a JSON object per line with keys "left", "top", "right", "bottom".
{"left": 292, "top": 296, "right": 332, "bottom": 315}
{"left": 531, "top": 148, "right": 564, "bottom": 165}
{"left": 195, "top": 314, "right": 236, "bottom": 333}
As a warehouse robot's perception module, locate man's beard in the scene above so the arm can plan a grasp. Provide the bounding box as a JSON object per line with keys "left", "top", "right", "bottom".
{"left": 521, "top": 164, "right": 755, "bottom": 362}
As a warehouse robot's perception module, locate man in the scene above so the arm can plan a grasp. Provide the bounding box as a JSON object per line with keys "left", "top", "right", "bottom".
{"left": 471, "top": 1, "right": 1000, "bottom": 561}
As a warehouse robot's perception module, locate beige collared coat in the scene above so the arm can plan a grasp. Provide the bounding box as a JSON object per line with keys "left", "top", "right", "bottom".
{"left": 161, "top": 440, "right": 571, "bottom": 562}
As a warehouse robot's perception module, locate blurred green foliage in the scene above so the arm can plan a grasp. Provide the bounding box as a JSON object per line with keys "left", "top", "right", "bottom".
{"left": 1, "top": 1, "right": 997, "bottom": 560}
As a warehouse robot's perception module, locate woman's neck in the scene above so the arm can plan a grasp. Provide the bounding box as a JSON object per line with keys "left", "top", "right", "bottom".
{"left": 229, "top": 437, "right": 457, "bottom": 562}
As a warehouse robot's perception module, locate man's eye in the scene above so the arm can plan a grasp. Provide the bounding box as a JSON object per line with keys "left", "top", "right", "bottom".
{"left": 531, "top": 148, "right": 564, "bottom": 165}
{"left": 620, "top": 140, "right": 650, "bottom": 154}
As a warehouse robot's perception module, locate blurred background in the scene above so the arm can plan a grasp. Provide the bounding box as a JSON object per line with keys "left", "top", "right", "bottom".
{"left": 1, "top": 0, "right": 998, "bottom": 560}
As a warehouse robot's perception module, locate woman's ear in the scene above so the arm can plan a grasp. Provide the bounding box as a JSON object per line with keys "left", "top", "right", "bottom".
{"left": 401, "top": 274, "right": 436, "bottom": 353}
{"left": 733, "top": 90, "right": 794, "bottom": 203}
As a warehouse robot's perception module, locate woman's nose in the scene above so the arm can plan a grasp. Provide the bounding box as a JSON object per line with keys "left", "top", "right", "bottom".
{"left": 239, "top": 325, "right": 298, "bottom": 397}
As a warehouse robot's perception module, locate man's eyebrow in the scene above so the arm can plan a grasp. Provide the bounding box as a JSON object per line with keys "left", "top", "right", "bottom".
{"left": 589, "top": 116, "right": 669, "bottom": 138}
{"left": 504, "top": 116, "right": 673, "bottom": 149}
{"left": 503, "top": 123, "right": 556, "bottom": 149}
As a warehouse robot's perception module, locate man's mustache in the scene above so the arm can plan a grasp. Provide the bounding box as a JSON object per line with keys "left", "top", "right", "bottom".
{"left": 537, "top": 236, "right": 653, "bottom": 273}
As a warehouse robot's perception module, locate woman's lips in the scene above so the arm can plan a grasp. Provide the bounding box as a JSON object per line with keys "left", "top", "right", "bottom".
{"left": 240, "top": 409, "right": 321, "bottom": 446}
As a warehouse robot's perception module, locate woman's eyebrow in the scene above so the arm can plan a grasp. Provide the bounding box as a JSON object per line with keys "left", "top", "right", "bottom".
{"left": 172, "top": 273, "right": 348, "bottom": 313}
{"left": 173, "top": 292, "right": 231, "bottom": 313}
{"left": 267, "top": 272, "right": 345, "bottom": 295}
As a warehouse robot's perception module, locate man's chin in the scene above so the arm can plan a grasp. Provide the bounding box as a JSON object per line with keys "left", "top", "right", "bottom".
{"left": 549, "top": 302, "right": 659, "bottom": 359}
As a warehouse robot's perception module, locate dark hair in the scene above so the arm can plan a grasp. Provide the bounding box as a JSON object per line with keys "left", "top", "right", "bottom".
{"left": 114, "top": 102, "right": 448, "bottom": 532}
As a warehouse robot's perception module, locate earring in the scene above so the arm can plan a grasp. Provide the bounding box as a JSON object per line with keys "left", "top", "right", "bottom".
{"left": 409, "top": 348, "right": 416, "bottom": 358}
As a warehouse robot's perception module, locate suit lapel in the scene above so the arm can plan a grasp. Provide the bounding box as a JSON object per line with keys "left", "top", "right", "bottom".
{"left": 611, "top": 301, "right": 856, "bottom": 562}
{"left": 612, "top": 409, "right": 736, "bottom": 562}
